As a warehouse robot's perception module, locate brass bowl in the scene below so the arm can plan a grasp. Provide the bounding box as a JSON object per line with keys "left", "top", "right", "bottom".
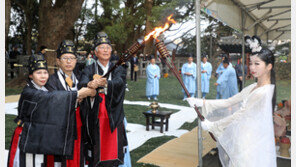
{"left": 150, "top": 101, "right": 159, "bottom": 114}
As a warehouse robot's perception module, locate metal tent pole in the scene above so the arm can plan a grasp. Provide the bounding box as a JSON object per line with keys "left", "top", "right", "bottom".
{"left": 195, "top": 0, "right": 203, "bottom": 166}
{"left": 241, "top": 9, "right": 245, "bottom": 88}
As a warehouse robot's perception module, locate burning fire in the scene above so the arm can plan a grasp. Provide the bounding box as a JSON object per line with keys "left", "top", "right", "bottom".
{"left": 144, "top": 14, "right": 176, "bottom": 41}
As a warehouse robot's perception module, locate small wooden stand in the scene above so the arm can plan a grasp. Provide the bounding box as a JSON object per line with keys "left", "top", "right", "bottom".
{"left": 143, "top": 110, "right": 172, "bottom": 133}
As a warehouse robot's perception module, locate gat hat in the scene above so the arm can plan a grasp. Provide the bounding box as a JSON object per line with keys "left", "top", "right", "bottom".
{"left": 28, "top": 53, "right": 48, "bottom": 74}
{"left": 57, "top": 40, "right": 77, "bottom": 58}
{"left": 93, "top": 32, "right": 111, "bottom": 49}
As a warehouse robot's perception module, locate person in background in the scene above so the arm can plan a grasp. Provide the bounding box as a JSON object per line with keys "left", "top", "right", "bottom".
{"left": 111, "top": 50, "right": 120, "bottom": 64}
{"left": 235, "top": 57, "right": 248, "bottom": 91}
{"left": 130, "top": 53, "right": 139, "bottom": 81}
{"left": 215, "top": 53, "right": 232, "bottom": 99}
{"left": 201, "top": 55, "right": 212, "bottom": 98}
{"left": 214, "top": 57, "right": 238, "bottom": 99}
{"left": 9, "top": 46, "right": 20, "bottom": 78}
{"left": 146, "top": 55, "right": 160, "bottom": 100}
{"left": 85, "top": 52, "right": 96, "bottom": 66}
{"left": 181, "top": 54, "right": 196, "bottom": 100}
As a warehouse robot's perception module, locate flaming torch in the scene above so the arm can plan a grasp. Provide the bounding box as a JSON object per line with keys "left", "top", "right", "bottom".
{"left": 144, "top": 17, "right": 216, "bottom": 141}
{"left": 100, "top": 14, "right": 177, "bottom": 78}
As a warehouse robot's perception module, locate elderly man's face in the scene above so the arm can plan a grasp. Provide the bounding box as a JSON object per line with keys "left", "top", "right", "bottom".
{"left": 57, "top": 53, "right": 77, "bottom": 73}
{"left": 95, "top": 44, "right": 112, "bottom": 61}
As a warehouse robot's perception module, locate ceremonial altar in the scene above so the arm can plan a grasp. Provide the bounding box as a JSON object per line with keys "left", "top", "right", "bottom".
{"left": 143, "top": 110, "right": 172, "bottom": 133}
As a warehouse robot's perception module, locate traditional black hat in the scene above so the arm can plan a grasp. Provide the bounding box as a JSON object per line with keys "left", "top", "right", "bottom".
{"left": 222, "top": 57, "right": 229, "bottom": 64}
{"left": 40, "top": 45, "right": 47, "bottom": 51}
{"left": 149, "top": 54, "right": 155, "bottom": 60}
{"left": 202, "top": 54, "right": 208, "bottom": 59}
{"left": 220, "top": 53, "right": 227, "bottom": 58}
{"left": 28, "top": 53, "right": 48, "bottom": 74}
{"left": 57, "top": 40, "right": 77, "bottom": 58}
{"left": 93, "top": 32, "right": 111, "bottom": 49}
{"left": 187, "top": 54, "right": 193, "bottom": 58}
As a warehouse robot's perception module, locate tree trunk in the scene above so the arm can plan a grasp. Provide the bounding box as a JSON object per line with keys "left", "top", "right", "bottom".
{"left": 143, "top": 0, "right": 153, "bottom": 55}
{"left": 25, "top": 10, "right": 33, "bottom": 55}
{"left": 5, "top": 0, "right": 11, "bottom": 50}
{"left": 38, "top": 0, "right": 84, "bottom": 74}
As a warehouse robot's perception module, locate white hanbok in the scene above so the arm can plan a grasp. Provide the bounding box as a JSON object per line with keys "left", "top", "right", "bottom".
{"left": 202, "top": 83, "right": 276, "bottom": 167}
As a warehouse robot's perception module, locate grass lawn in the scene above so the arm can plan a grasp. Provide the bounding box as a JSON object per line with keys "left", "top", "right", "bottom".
{"left": 126, "top": 76, "right": 291, "bottom": 104}
{"left": 5, "top": 75, "right": 291, "bottom": 166}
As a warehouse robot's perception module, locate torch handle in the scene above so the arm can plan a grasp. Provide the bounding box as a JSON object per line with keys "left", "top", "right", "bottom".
{"left": 102, "top": 41, "right": 144, "bottom": 78}
{"left": 156, "top": 40, "right": 216, "bottom": 141}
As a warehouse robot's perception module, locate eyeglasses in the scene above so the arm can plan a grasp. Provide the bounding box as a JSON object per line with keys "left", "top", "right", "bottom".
{"left": 60, "top": 57, "right": 77, "bottom": 62}
{"left": 98, "top": 46, "right": 112, "bottom": 51}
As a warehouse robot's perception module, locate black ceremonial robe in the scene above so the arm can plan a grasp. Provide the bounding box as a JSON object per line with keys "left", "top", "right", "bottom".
{"left": 79, "top": 62, "right": 127, "bottom": 167}
{"left": 7, "top": 81, "right": 77, "bottom": 167}
{"left": 45, "top": 71, "right": 86, "bottom": 167}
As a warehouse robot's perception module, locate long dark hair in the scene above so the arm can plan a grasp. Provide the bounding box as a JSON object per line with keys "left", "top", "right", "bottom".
{"left": 251, "top": 48, "right": 276, "bottom": 112}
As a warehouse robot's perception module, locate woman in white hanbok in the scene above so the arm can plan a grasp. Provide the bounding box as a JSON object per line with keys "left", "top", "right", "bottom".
{"left": 187, "top": 37, "right": 277, "bottom": 167}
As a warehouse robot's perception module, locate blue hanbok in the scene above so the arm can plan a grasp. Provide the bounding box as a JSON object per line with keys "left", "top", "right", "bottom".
{"left": 201, "top": 62, "right": 212, "bottom": 97}
{"left": 216, "top": 63, "right": 225, "bottom": 99}
{"left": 181, "top": 63, "right": 196, "bottom": 98}
{"left": 119, "top": 118, "right": 132, "bottom": 167}
{"left": 216, "top": 62, "right": 232, "bottom": 99}
{"left": 146, "top": 64, "right": 160, "bottom": 97}
{"left": 216, "top": 65, "right": 238, "bottom": 99}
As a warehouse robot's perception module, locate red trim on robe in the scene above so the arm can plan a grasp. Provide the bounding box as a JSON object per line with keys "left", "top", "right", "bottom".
{"left": 66, "top": 106, "right": 82, "bottom": 167}
{"left": 46, "top": 155, "right": 54, "bottom": 167}
{"left": 8, "top": 126, "right": 23, "bottom": 167}
{"left": 98, "top": 93, "right": 118, "bottom": 161}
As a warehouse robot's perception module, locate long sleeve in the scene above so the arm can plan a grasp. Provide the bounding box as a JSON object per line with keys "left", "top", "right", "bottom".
{"left": 181, "top": 64, "right": 186, "bottom": 76}
{"left": 192, "top": 64, "right": 197, "bottom": 79}
{"left": 146, "top": 65, "right": 155, "bottom": 79}
{"left": 205, "top": 84, "right": 272, "bottom": 138}
{"left": 157, "top": 66, "right": 161, "bottom": 79}
{"left": 78, "top": 64, "right": 95, "bottom": 88}
{"left": 202, "top": 83, "right": 256, "bottom": 116}
{"left": 206, "top": 63, "right": 212, "bottom": 79}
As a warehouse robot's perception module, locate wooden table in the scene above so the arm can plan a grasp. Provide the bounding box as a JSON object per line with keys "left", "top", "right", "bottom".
{"left": 143, "top": 110, "right": 173, "bottom": 133}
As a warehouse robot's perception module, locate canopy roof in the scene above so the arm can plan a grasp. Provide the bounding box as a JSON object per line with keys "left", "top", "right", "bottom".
{"left": 201, "top": 0, "right": 291, "bottom": 41}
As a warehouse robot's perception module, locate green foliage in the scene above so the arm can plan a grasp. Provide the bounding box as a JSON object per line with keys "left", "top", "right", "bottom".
{"left": 83, "top": 0, "right": 196, "bottom": 52}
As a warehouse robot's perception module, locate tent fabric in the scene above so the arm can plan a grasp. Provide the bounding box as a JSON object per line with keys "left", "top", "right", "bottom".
{"left": 201, "top": 0, "right": 291, "bottom": 41}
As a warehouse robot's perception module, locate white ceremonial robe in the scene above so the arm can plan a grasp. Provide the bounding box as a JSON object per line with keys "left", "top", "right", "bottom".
{"left": 146, "top": 64, "right": 160, "bottom": 96}
{"left": 181, "top": 63, "right": 197, "bottom": 94}
{"left": 202, "top": 83, "right": 276, "bottom": 167}
{"left": 216, "top": 66, "right": 238, "bottom": 99}
{"left": 201, "top": 62, "right": 212, "bottom": 93}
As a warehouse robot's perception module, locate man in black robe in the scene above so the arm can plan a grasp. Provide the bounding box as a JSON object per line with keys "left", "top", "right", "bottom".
{"left": 45, "top": 40, "right": 96, "bottom": 166}
{"left": 79, "top": 32, "right": 128, "bottom": 167}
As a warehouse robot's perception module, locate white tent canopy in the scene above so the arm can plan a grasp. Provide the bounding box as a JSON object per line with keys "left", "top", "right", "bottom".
{"left": 201, "top": 0, "right": 291, "bottom": 41}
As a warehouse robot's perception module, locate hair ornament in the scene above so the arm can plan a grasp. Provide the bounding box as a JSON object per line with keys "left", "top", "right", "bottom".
{"left": 245, "top": 35, "right": 262, "bottom": 54}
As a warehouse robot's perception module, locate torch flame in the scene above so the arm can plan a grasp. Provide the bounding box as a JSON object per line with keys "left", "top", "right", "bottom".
{"left": 144, "top": 14, "right": 176, "bottom": 41}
